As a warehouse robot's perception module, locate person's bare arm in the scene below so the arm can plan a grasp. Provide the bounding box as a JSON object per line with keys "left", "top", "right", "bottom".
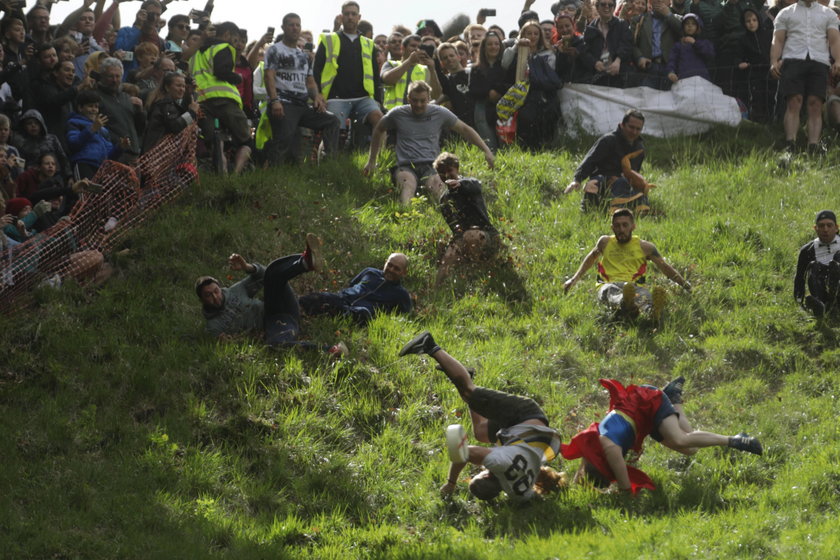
{"left": 451, "top": 120, "right": 494, "bottom": 169}
{"left": 600, "top": 436, "right": 632, "bottom": 491}
{"left": 440, "top": 446, "right": 491, "bottom": 496}
{"left": 381, "top": 51, "right": 419, "bottom": 85}
{"left": 643, "top": 241, "right": 691, "bottom": 290}
{"left": 828, "top": 28, "right": 840, "bottom": 77}
{"left": 770, "top": 28, "right": 786, "bottom": 78}
{"left": 564, "top": 236, "right": 609, "bottom": 293}
{"left": 246, "top": 31, "right": 272, "bottom": 70}
{"left": 57, "top": 0, "right": 96, "bottom": 38}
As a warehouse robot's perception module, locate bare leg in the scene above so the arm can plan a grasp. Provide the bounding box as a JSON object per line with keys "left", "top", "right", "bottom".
{"left": 426, "top": 174, "right": 446, "bottom": 203}
{"left": 233, "top": 146, "right": 252, "bottom": 175}
{"left": 784, "top": 94, "right": 803, "bottom": 142}
{"left": 430, "top": 349, "right": 490, "bottom": 442}
{"left": 806, "top": 95, "right": 823, "bottom": 145}
{"left": 657, "top": 412, "right": 729, "bottom": 456}
{"left": 395, "top": 170, "right": 419, "bottom": 205}
{"left": 436, "top": 241, "right": 462, "bottom": 286}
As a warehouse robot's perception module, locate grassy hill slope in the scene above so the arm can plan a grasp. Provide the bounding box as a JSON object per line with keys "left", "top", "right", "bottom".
{"left": 2, "top": 125, "right": 839, "bottom": 559}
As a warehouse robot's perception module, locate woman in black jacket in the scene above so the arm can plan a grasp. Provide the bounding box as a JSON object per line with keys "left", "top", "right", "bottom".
{"left": 467, "top": 32, "right": 507, "bottom": 151}
{"left": 502, "top": 21, "right": 563, "bottom": 150}
{"left": 142, "top": 72, "right": 199, "bottom": 153}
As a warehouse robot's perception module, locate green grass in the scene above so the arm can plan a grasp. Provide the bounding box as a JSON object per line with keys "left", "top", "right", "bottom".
{"left": 2, "top": 125, "right": 840, "bottom": 559}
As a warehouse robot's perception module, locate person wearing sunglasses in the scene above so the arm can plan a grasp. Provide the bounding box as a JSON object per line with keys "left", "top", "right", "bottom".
{"left": 164, "top": 14, "right": 191, "bottom": 55}
{"left": 581, "top": 0, "right": 634, "bottom": 87}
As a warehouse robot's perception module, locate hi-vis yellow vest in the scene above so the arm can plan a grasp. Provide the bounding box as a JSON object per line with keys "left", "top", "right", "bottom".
{"left": 318, "top": 32, "right": 375, "bottom": 99}
{"left": 597, "top": 235, "right": 648, "bottom": 285}
{"left": 383, "top": 63, "right": 429, "bottom": 110}
{"left": 190, "top": 43, "right": 242, "bottom": 107}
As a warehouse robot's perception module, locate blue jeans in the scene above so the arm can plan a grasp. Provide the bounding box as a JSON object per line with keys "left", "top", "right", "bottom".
{"left": 325, "top": 97, "right": 380, "bottom": 129}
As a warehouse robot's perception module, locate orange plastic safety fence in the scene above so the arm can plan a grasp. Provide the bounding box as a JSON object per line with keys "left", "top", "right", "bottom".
{"left": 1, "top": 124, "right": 199, "bottom": 313}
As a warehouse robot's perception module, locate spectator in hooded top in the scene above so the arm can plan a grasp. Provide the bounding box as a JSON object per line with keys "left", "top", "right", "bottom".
{"left": 736, "top": 7, "right": 775, "bottom": 122}
{"left": 13, "top": 109, "right": 72, "bottom": 184}
{"left": 667, "top": 13, "right": 715, "bottom": 84}
{"left": 713, "top": 0, "right": 766, "bottom": 95}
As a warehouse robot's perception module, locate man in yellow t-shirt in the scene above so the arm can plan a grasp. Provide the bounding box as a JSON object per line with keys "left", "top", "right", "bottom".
{"left": 564, "top": 208, "right": 691, "bottom": 318}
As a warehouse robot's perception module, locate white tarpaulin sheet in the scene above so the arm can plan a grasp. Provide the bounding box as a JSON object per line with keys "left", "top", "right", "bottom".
{"left": 559, "top": 76, "right": 742, "bottom": 138}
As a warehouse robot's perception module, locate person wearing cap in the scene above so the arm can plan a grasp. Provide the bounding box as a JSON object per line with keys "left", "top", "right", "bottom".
{"left": 398, "top": 330, "right": 566, "bottom": 502}
{"left": 195, "top": 234, "right": 343, "bottom": 354}
{"left": 794, "top": 210, "right": 840, "bottom": 317}
{"left": 563, "top": 207, "right": 691, "bottom": 321}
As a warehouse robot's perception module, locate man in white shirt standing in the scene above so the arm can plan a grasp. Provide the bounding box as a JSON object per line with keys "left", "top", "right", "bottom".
{"left": 770, "top": 0, "right": 840, "bottom": 154}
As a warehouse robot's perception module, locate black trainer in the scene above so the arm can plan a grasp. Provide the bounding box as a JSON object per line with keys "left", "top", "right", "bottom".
{"left": 728, "top": 433, "right": 763, "bottom": 455}
{"left": 399, "top": 331, "right": 441, "bottom": 357}
{"left": 662, "top": 376, "right": 685, "bottom": 404}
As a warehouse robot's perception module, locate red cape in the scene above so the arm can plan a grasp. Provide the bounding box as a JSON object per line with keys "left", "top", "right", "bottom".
{"left": 560, "top": 379, "right": 663, "bottom": 494}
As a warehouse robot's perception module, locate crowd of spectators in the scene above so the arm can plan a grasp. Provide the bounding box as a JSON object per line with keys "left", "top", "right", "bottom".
{"left": 1, "top": 0, "right": 839, "bottom": 248}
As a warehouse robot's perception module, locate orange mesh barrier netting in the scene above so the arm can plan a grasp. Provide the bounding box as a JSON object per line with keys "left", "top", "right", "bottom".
{"left": 1, "top": 124, "right": 199, "bottom": 313}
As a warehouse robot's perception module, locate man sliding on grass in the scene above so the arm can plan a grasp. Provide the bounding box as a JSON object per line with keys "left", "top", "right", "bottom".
{"left": 564, "top": 207, "right": 690, "bottom": 321}
{"left": 194, "top": 233, "right": 345, "bottom": 355}
{"left": 399, "top": 331, "right": 565, "bottom": 502}
{"left": 562, "top": 377, "right": 763, "bottom": 494}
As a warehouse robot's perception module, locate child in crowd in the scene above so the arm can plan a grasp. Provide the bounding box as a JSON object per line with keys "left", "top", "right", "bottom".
{"left": 0, "top": 114, "right": 24, "bottom": 180}
{"left": 66, "top": 90, "right": 126, "bottom": 179}
{"left": 736, "top": 8, "right": 774, "bottom": 122}
{"left": 1, "top": 197, "right": 51, "bottom": 242}
{"left": 667, "top": 14, "right": 715, "bottom": 84}
{"left": 12, "top": 109, "right": 72, "bottom": 182}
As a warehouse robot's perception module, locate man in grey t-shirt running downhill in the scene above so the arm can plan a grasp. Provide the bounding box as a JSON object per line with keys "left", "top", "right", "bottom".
{"left": 362, "top": 80, "right": 495, "bottom": 205}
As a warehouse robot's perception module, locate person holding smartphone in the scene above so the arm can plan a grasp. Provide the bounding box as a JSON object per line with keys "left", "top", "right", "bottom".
{"left": 113, "top": 0, "right": 166, "bottom": 76}
{"left": 380, "top": 34, "right": 441, "bottom": 111}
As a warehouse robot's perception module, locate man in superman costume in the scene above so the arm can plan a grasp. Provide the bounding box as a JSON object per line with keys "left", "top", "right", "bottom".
{"left": 561, "top": 377, "right": 763, "bottom": 494}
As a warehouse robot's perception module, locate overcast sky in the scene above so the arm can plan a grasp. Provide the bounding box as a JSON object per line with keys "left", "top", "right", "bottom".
{"left": 46, "top": 0, "right": 558, "bottom": 42}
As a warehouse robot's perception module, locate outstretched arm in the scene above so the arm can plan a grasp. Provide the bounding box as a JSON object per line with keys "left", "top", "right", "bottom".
{"left": 564, "top": 236, "right": 608, "bottom": 293}
{"left": 229, "top": 253, "right": 256, "bottom": 274}
{"left": 644, "top": 241, "right": 691, "bottom": 291}
{"left": 440, "top": 446, "right": 491, "bottom": 496}
{"left": 451, "top": 120, "right": 494, "bottom": 169}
